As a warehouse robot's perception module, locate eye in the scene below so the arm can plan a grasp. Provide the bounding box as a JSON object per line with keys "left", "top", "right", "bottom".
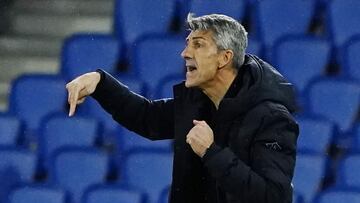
{"left": 194, "top": 42, "right": 202, "bottom": 48}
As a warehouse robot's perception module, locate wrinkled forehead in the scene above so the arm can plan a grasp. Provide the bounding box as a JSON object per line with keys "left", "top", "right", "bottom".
{"left": 185, "top": 30, "right": 215, "bottom": 43}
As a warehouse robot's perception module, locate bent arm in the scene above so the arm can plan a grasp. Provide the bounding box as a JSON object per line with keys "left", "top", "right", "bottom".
{"left": 203, "top": 103, "right": 298, "bottom": 202}
{"left": 91, "top": 70, "right": 174, "bottom": 140}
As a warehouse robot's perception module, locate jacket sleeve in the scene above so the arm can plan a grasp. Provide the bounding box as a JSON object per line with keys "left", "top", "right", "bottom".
{"left": 202, "top": 102, "right": 298, "bottom": 202}
{"left": 91, "top": 69, "right": 174, "bottom": 140}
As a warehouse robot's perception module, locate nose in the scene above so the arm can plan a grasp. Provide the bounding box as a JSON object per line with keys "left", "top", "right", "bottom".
{"left": 181, "top": 45, "right": 191, "bottom": 60}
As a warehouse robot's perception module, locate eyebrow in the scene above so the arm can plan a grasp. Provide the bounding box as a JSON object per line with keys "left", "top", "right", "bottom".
{"left": 186, "top": 36, "right": 206, "bottom": 42}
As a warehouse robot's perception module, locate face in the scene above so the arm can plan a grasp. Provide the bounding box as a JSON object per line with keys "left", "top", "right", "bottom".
{"left": 181, "top": 30, "right": 222, "bottom": 89}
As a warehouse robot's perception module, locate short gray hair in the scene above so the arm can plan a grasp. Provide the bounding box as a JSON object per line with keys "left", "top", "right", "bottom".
{"left": 186, "top": 13, "right": 248, "bottom": 69}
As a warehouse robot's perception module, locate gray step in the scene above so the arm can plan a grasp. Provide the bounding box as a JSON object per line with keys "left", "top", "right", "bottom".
{"left": 10, "top": 14, "right": 112, "bottom": 38}
{"left": 0, "top": 82, "right": 9, "bottom": 111}
{"left": 0, "top": 36, "right": 63, "bottom": 57}
{"left": 0, "top": 56, "right": 59, "bottom": 82}
{"left": 13, "top": 0, "right": 114, "bottom": 16}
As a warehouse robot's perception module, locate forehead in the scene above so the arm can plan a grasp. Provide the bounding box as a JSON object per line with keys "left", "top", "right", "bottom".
{"left": 186, "top": 30, "right": 215, "bottom": 42}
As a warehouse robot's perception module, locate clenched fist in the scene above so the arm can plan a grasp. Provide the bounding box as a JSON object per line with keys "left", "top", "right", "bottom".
{"left": 186, "top": 120, "right": 214, "bottom": 157}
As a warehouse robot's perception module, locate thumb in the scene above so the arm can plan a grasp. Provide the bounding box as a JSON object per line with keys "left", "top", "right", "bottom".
{"left": 193, "top": 120, "right": 205, "bottom": 125}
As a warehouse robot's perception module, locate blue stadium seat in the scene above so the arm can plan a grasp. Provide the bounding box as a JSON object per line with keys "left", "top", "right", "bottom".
{"left": 307, "top": 79, "right": 360, "bottom": 133}
{"left": 338, "top": 154, "right": 360, "bottom": 188}
{"left": 350, "top": 124, "right": 360, "bottom": 152}
{"left": 8, "top": 185, "right": 67, "bottom": 203}
{"left": 114, "top": 0, "right": 176, "bottom": 45}
{"left": 0, "top": 115, "right": 21, "bottom": 146}
{"left": 132, "top": 35, "right": 184, "bottom": 93}
{"left": 152, "top": 74, "right": 184, "bottom": 99}
{"left": 0, "top": 147, "right": 36, "bottom": 182}
{"left": 9, "top": 75, "right": 67, "bottom": 141}
{"left": 246, "top": 38, "right": 262, "bottom": 57}
{"left": 296, "top": 117, "right": 334, "bottom": 154}
{"left": 39, "top": 114, "right": 100, "bottom": 171}
{"left": 343, "top": 35, "right": 360, "bottom": 80}
{"left": 158, "top": 185, "right": 170, "bottom": 203}
{"left": 188, "top": 0, "right": 246, "bottom": 21}
{"left": 273, "top": 36, "right": 331, "bottom": 94}
{"left": 314, "top": 189, "right": 360, "bottom": 203}
{"left": 121, "top": 150, "right": 173, "bottom": 203}
{"left": 50, "top": 147, "right": 109, "bottom": 203}
{"left": 254, "top": 0, "right": 315, "bottom": 48}
{"left": 61, "top": 34, "right": 122, "bottom": 80}
{"left": 327, "top": 0, "right": 360, "bottom": 48}
{"left": 292, "top": 153, "right": 326, "bottom": 203}
{"left": 83, "top": 185, "right": 144, "bottom": 203}
{"left": 116, "top": 127, "right": 173, "bottom": 154}
{"left": 82, "top": 76, "right": 146, "bottom": 135}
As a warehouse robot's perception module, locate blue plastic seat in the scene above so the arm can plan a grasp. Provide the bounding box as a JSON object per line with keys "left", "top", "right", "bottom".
{"left": 8, "top": 185, "right": 67, "bottom": 203}
{"left": 188, "top": 0, "right": 246, "bottom": 21}
{"left": 0, "top": 147, "right": 36, "bottom": 182}
{"left": 246, "top": 38, "right": 262, "bottom": 57}
{"left": 327, "top": 0, "right": 360, "bottom": 48}
{"left": 292, "top": 153, "right": 326, "bottom": 203}
{"left": 296, "top": 117, "right": 334, "bottom": 154}
{"left": 50, "top": 147, "right": 109, "bottom": 203}
{"left": 343, "top": 35, "right": 360, "bottom": 80}
{"left": 83, "top": 185, "right": 144, "bottom": 203}
{"left": 114, "top": 0, "right": 176, "bottom": 45}
{"left": 338, "top": 154, "right": 360, "bottom": 188}
{"left": 273, "top": 36, "right": 331, "bottom": 94}
{"left": 255, "top": 0, "right": 315, "bottom": 48}
{"left": 39, "top": 114, "right": 100, "bottom": 170}
{"left": 314, "top": 189, "right": 360, "bottom": 203}
{"left": 132, "top": 35, "right": 184, "bottom": 93}
{"left": 152, "top": 74, "right": 184, "bottom": 99}
{"left": 307, "top": 79, "right": 360, "bottom": 133}
{"left": 9, "top": 75, "right": 67, "bottom": 140}
{"left": 61, "top": 34, "right": 122, "bottom": 80}
{"left": 0, "top": 115, "right": 21, "bottom": 146}
{"left": 121, "top": 150, "right": 173, "bottom": 203}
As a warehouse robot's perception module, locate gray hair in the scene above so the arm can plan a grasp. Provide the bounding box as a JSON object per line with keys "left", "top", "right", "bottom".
{"left": 186, "top": 13, "right": 248, "bottom": 69}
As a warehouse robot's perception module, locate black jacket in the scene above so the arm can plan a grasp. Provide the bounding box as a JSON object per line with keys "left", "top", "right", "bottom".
{"left": 92, "top": 54, "right": 299, "bottom": 203}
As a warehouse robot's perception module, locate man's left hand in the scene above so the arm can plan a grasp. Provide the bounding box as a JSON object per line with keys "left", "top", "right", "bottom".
{"left": 186, "top": 120, "right": 214, "bottom": 157}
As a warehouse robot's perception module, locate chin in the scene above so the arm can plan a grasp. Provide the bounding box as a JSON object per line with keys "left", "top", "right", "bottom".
{"left": 185, "top": 80, "right": 196, "bottom": 88}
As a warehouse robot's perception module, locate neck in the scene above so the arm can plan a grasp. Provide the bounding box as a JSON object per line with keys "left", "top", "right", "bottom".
{"left": 201, "top": 67, "right": 238, "bottom": 109}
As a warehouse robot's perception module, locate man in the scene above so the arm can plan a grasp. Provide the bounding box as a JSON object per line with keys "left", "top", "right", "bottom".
{"left": 66, "top": 14, "right": 299, "bottom": 203}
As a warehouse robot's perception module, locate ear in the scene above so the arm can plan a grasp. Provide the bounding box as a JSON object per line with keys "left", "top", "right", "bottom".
{"left": 218, "top": 50, "right": 234, "bottom": 69}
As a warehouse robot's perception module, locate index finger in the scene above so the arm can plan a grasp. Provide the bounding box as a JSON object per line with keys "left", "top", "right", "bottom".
{"left": 68, "top": 86, "right": 79, "bottom": 117}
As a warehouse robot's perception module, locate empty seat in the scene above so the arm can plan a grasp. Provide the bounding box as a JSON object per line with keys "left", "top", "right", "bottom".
{"left": 338, "top": 154, "right": 360, "bottom": 188}
{"left": 50, "top": 147, "right": 109, "bottom": 203}
{"left": 83, "top": 185, "right": 144, "bottom": 203}
{"left": 114, "top": 0, "right": 176, "bottom": 45}
{"left": 327, "top": 0, "right": 360, "bottom": 48}
{"left": 9, "top": 75, "right": 67, "bottom": 141}
{"left": 314, "top": 190, "right": 360, "bottom": 203}
{"left": 255, "top": 0, "right": 315, "bottom": 48}
{"left": 61, "top": 34, "right": 122, "bottom": 80}
{"left": 0, "top": 115, "right": 21, "bottom": 146}
{"left": 307, "top": 79, "right": 360, "bottom": 133}
{"left": 189, "top": 0, "right": 246, "bottom": 20}
{"left": 292, "top": 153, "right": 326, "bottom": 203}
{"left": 8, "top": 185, "right": 67, "bottom": 203}
{"left": 152, "top": 74, "right": 184, "bottom": 99}
{"left": 343, "top": 35, "right": 360, "bottom": 80}
{"left": 296, "top": 117, "right": 334, "bottom": 154}
{"left": 132, "top": 35, "right": 184, "bottom": 93}
{"left": 246, "top": 38, "right": 262, "bottom": 57}
{"left": 121, "top": 150, "right": 173, "bottom": 203}
{"left": 0, "top": 147, "right": 36, "bottom": 182}
{"left": 273, "top": 36, "right": 331, "bottom": 94}
{"left": 39, "top": 114, "right": 100, "bottom": 170}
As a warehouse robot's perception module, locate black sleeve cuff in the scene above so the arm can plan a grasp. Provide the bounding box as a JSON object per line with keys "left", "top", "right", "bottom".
{"left": 202, "top": 143, "right": 222, "bottom": 162}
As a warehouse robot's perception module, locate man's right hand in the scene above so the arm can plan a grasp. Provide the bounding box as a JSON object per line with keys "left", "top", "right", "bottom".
{"left": 65, "top": 72, "right": 101, "bottom": 117}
